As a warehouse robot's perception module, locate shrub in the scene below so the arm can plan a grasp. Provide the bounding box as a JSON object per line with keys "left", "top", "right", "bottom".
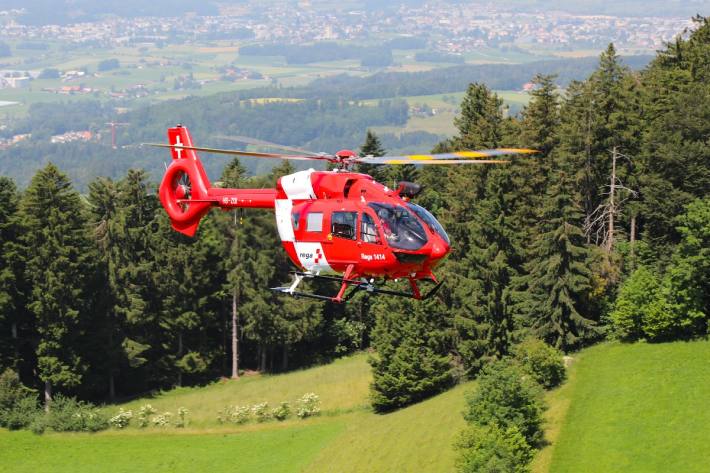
{"left": 218, "top": 405, "right": 251, "bottom": 424}
{"left": 610, "top": 266, "right": 660, "bottom": 341}
{"left": 45, "top": 395, "right": 108, "bottom": 432}
{"left": 464, "top": 361, "right": 544, "bottom": 446}
{"left": 137, "top": 404, "right": 156, "bottom": 428}
{"left": 151, "top": 412, "right": 172, "bottom": 427}
{"left": 251, "top": 402, "right": 270, "bottom": 422}
{"left": 175, "top": 407, "right": 188, "bottom": 428}
{"left": 0, "top": 369, "right": 40, "bottom": 429}
{"left": 109, "top": 408, "right": 133, "bottom": 429}
{"left": 3, "top": 396, "right": 41, "bottom": 430}
{"left": 296, "top": 393, "right": 321, "bottom": 419}
{"left": 512, "top": 338, "right": 566, "bottom": 389}
{"left": 455, "top": 424, "right": 533, "bottom": 473}
{"left": 29, "top": 415, "right": 46, "bottom": 435}
{"left": 271, "top": 402, "right": 290, "bottom": 421}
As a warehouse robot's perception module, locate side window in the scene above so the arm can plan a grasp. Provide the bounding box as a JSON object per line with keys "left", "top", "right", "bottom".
{"left": 331, "top": 211, "right": 357, "bottom": 240}
{"left": 361, "top": 212, "right": 381, "bottom": 244}
{"left": 292, "top": 211, "right": 300, "bottom": 231}
{"left": 306, "top": 212, "right": 323, "bottom": 232}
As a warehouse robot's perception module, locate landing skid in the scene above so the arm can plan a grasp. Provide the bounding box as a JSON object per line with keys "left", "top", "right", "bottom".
{"left": 271, "top": 271, "right": 444, "bottom": 304}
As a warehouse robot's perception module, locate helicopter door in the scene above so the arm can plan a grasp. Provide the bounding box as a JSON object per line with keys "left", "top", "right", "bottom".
{"left": 358, "top": 211, "right": 388, "bottom": 271}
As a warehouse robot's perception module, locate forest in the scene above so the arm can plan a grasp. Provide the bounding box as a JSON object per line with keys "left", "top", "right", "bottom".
{"left": 0, "top": 16, "right": 708, "bottom": 432}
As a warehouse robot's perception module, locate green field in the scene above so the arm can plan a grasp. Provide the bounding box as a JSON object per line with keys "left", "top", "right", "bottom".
{"left": 3, "top": 341, "right": 707, "bottom": 472}
{"left": 0, "top": 353, "right": 470, "bottom": 473}
{"left": 544, "top": 341, "right": 710, "bottom": 473}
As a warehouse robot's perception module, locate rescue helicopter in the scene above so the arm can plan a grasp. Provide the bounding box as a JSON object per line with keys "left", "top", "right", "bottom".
{"left": 148, "top": 125, "right": 535, "bottom": 303}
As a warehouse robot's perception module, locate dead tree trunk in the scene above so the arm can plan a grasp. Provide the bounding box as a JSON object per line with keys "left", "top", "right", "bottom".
{"left": 231, "top": 287, "right": 240, "bottom": 379}
{"left": 605, "top": 146, "right": 617, "bottom": 253}
{"left": 44, "top": 380, "right": 52, "bottom": 412}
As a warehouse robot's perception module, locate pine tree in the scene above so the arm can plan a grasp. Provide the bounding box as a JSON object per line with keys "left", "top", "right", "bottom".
{"left": 0, "top": 177, "right": 22, "bottom": 370}
{"left": 516, "top": 166, "right": 597, "bottom": 351}
{"left": 218, "top": 158, "right": 249, "bottom": 378}
{"left": 88, "top": 170, "right": 158, "bottom": 398}
{"left": 153, "top": 211, "right": 224, "bottom": 386}
{"left": 357, "top": 129, "right": 388, "bottom": 183}
{"left": 510, "top": 74, "right": 562, "bottom": 248}
{"left": 453, "top": 168, "right": 522, "bottom": 374}
{"left": 20, "top": 164, "right": 93, "bottom": 405}
{"left": 638, "top": 16, "right": 710, "bottom": 249}
{"left": 369, "top": 296, "right": 454, "bottom": 412}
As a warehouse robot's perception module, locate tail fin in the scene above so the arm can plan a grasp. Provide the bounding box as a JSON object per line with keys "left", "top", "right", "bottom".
{"left": 159, "top": 125, "right": 214, "bottom": 237}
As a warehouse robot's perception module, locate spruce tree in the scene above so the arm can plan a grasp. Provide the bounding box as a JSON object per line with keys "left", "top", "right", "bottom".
{"left": 153, "top": 212, "right": 224, "bottom": 386}
{"left": 369, "top": 296, "right": 454, "bottom": 412}
{"left": 454, "top": 168, "right": 521, "bottom": 374}
{"left": 20, "top": 164, "right": 93, "bottom": 404}
{"left": 219, "top": 158, "right": 248, "bottom": 378}
{"left": 516, "top": 167, "right": 597, "bottom": 351}
{"left": 357, "top": 130, "right": 388, "bottom": 183}
{"left": 0, "top": 177, "right": 22, "bottom": 370}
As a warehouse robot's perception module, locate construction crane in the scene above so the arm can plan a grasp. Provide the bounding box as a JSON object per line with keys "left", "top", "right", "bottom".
{"left": 105, "top": 121, "right": 129, "bottom": 149}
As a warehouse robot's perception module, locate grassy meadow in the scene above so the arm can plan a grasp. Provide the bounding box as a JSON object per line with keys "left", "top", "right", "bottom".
{"left": 3, "top": 341, "right": 709, "bottom": 472}
{"left": 0, "top": 353, "right": 471, "bottom": 473}
{"left": 544, "top": 341, "right": 710, "bottom": 473}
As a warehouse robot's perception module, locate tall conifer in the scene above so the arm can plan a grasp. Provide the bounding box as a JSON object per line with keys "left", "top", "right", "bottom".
{"left": 20, "top": 164, "right": 93, "bottom": 404}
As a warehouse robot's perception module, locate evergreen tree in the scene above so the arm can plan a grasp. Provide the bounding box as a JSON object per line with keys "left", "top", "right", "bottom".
{"left": 218, "top": 158, "right": 249, "bottom": 379}
{"left": 153, "top": 212, "right": 224, "bottom": 386}
{"left": 357, "top": 129, "right": 387, "bottom": 183}
{"left": 453, "top": 168, "right": 521, "bottom": 374}
{"left": 516, "top": 166, "right": 597, "bottom": 351}
{"left": 369, "top": 296, "right": 454, "bottom": 412}
{"left": 638, "top": 17, "right": 710, "bottom": 249}
{"left": 0, "top": 177, "right": 23, "bottom": 370}
{"left": 20, "top": 164, "right": 93, "bottom": 404}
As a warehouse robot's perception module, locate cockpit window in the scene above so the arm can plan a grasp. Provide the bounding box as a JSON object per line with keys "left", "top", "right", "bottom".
{"left": 407, "top": 203, "right": 450, "bottom": 245}
{"left": 368, "top": 203, "right": 427, "bottom": 251}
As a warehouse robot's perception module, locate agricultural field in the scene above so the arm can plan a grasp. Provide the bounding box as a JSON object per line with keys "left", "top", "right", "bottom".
{"left": 0, "top": 38, "right": 546, "bottom": 119}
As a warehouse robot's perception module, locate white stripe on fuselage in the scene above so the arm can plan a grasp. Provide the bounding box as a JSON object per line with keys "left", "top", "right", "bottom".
{"left": 274, "top": 199, "right": 294, "bottom": 242}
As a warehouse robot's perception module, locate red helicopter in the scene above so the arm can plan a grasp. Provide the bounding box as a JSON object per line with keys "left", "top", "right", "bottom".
{"left": 148, "top": 125, "right": 535, "bottom": 303}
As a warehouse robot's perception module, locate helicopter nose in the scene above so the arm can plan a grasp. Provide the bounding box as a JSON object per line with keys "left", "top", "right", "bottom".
{"left": 430, "top": 237, "right": 450, "bottom": 261}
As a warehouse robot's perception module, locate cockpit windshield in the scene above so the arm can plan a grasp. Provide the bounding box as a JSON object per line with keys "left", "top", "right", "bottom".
{"left": 407, "top": 203, "right": 450, "bottom": 245}
{"left": 368, "top": 203, "right": 428, "bottom": 251}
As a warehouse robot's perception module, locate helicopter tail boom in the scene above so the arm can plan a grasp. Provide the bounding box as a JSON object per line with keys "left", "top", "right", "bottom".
{"left": 158, "top": 125, "right": 276, "bottom": 237}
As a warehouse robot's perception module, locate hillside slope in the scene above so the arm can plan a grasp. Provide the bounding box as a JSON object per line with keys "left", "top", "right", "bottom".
{"left": 1, "top": 353, "right": 470, "bottom": 473}
{"left": 542, "top": 341, "right": 710, "bottom": 473}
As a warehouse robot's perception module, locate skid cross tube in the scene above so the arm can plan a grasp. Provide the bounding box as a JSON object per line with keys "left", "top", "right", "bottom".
{"left": 271, "top": 272, "right": 444, "bottom": 303}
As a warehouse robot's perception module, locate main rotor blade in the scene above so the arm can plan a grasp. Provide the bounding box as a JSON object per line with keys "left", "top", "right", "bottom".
{"left": 144, "top": 143, "right": 334, "bottom": 161}
{"left": 357, "top": 158, "right": 511, "bottom": 165}
{"left": 212, "top": 135, "right": 321, "bottom": 156}
{"left": 356, "top": 148, "right": 537, "bottom": 164}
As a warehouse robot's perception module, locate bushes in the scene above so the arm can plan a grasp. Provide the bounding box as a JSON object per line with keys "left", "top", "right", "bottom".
{"left": 0, "top": 369, "right": 41, "bottom": 430}
{"left": 217, "top": 393, "right": 321, "bottom": 425}
{"left": 109, "top": 408, "right": 133, "bottom": 429}
{"left": 44, "top": 395, "right": 108, "bottom": 432}
{"left": 512, "top": 338, "right": 566, "bottom": 389}
{"left": 296, "top": 393, "right": 320, "bottom": 418}
{"left": 455, "top": 424, "right": 533, "bottom": 473}
{"left": 464, "top": 361, "right": 545, "bottom": 446}
{"left": 456, "top": 360, "right": 548, "bottom": 473}
{"left": 3, "top": 396, "right": 41, "bottom": 430}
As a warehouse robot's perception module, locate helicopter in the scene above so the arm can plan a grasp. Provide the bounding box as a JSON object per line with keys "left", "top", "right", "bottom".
{"left": 148, "top": 125, "right": 536, "bottom": 303}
